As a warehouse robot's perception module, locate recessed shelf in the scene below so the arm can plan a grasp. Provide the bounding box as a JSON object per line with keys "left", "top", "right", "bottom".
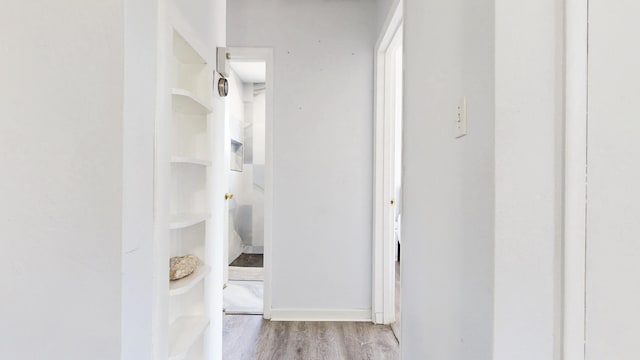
{"left": 173, "top": 30, "right": 207, "bottom": 65}
{"left": 172, "top": 88, "right": 212, "bottom": 114}
{"left": 171, "top": 156, "right": 212, "bottom": 167}
{"left": 169, "top": 213, "right": 210, "bottom": 230}
{"left": 168, "top": 316, "right": 210, "bottom": 360}
{"left": 166, "top": 22, "right": 211, "bottom": 360}
{"left": 169, "top": 264, "right": 211, "bottom": 297}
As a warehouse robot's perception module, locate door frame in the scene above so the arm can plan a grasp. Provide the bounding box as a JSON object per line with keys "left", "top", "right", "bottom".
{"left": 563, "top": 0, "right": 588, "bottom": 359}
{"left": 225, "top": 47, "right": 274, "bottom": 319}
{"left": 373, "top": 0, "right": 403, "bottom": 325}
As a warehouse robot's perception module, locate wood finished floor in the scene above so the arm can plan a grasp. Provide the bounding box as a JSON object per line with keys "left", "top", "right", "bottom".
{"left": 390, "top": 261, "right": 401, "bottom": 338}
{"left": 223, "top": 315, "right": 399, "bottom": 360}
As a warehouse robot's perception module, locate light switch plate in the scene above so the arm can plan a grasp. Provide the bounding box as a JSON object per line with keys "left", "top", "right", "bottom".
{"left": 455, "top": 97, "right": 468, "bottom": 138}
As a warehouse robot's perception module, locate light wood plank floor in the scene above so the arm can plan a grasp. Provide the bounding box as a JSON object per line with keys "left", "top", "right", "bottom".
{"left": 224, "top": 315, "right": 399, "bottom": 360}
{"left": 390, "top": 261, "right": 401, "bottom": 338}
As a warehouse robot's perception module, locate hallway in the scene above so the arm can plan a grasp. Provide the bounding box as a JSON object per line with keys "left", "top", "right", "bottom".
{"left": 4, "top": 1, "right": 640, "bottom": 359}
{"left": 223, "top": 315, "right": 399, "bottom": 360}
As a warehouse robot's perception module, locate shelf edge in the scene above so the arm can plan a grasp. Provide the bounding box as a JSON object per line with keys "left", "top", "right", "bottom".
{"left": 169, "top": 265, "right": 211, "bottom": 297}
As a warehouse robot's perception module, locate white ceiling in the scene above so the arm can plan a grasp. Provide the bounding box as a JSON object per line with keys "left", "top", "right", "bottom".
{"left": 230, "top": 61, "right": 266, "bottom": 83}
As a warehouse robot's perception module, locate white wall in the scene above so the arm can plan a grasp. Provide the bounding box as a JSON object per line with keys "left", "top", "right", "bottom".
{"left": 122, "top": 0, "right": 157, "bottom": 359}
{"left": 586, "top": 1, "right": 640, "bottom": 358}
{"left": 251, "top": 91, "right": 266, "bottom": 247}
{"left": 227, "top": 78, "right": 266, "bottom": 252}
{"left": 494, "top": 1, "right": 564, "bottom": 359}
{"left": 227, "top": 70, "right": 247, "bottom": 262}
{"left": 173, "top": 0, "right": 226, "bottom": 47}
{"left": 252, "top": 92, "right": 266, "bottom": 165}
{"left": 401, "top": 0, "right": 495, "bottom": 358}
{"left": 0, "top": 1, "right": 124, "bottom": 359}
{"left": 228, "top": 0, "right": 378, "bottom": 312}
{"left": 377, "top": 0, "right": 399, "bottom": 34}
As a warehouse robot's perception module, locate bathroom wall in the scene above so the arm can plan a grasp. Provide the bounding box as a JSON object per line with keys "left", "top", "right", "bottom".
{"left": 227, "top": 69, "right": 248, "bottom": 263}
{"left": 227, "top": 68, "right": 267, "bottom": 259}
{"left": 251, "top": 90, "right": 266, "bottom": 247}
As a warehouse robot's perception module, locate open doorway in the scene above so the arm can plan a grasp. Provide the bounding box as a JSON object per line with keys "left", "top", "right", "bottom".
{"left": 373, "top": 0, "right": 403, "bottom": 341}
{"left": 223, "top": 59, "right": 266, "bottom": 315}
{"left": 222, "top": 48, "right": 273, "bottom": 320}
{"left": 388, "top": 28, "right": 403, "bottom": 339}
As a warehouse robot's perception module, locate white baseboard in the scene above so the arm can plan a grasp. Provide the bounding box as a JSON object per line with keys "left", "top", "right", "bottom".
{"left": 269, "top": 309, "right": 372, "bottom": 322}
{"left": 373, "top": 311, "right": 383, "bottom": 324}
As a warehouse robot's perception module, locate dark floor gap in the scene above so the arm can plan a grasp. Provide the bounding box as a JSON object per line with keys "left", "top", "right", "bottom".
{"left": 230, "top": 253, "right": 264, "bottom": 267}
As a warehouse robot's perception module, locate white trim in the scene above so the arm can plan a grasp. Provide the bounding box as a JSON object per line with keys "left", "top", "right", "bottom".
{"left": 563, "top": 0, "right": 588, "bottom": 359}
{"left": 270, "top": 309, "right": 372, "bottom": 322}
{"left": 152, "top": 2, "right": 172, "bottom": 358}
{"left": 209, "top": 83, "right": 227, "bottom": 360}
{"left": 373, "top": 0, "right": 403, "bottom": 326}
{"left": 225, "top": 47, "right": 274, "bottom": 320}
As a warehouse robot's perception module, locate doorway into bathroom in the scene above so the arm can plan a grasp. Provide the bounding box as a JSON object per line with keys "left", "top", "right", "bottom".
{"left": 223, "top": 49, "right": 272, "bottom": 317}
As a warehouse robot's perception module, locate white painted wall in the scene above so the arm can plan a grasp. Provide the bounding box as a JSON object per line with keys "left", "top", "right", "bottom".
{"left": 377, "top": 0, "right": 399, "bottom": 34}
{"left": 0, "top": 2, "right": 124, "bottom": 359}
{"left": 494, "top": 1, "right": 564, "bottom": 360}
{"left": 229, "top": 79, "right": 267, "bottom": 250}
{"left": 252, "top": 91, "right": 266, "bottom": 247}
{"left": 122, "top": 0, "right": 157, "bottom": 359}
{"left": 401, "top": 0, "right": 495, "bottom": 358}
{"left": 252, "top": 92, "right": 266, "bottom": 165}
{"left": 563, "top": 1, "right": 588, "bottom": 358}
{"left": 228, "top": 0, "right": 377, "bottom": 312}
{"left": 586, "top": 1, "right": 640, "bottom": 359}
{"left": 173, "top": 0, "right": 226, "bottom": 48}
{"left": 227, "top": 70, "right": 247, "bottom": 262}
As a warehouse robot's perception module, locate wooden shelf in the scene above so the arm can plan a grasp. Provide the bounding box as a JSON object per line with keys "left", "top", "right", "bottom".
{"left": 168, "top": 316, "right": 210, "bottom": 360}
{"left": 171, "top": 156, "right": 212, "bottom": 167}
{"left": 169, "top": 264, "right": 211, "bottom": 296}
{"left": 172, "top": 89, "right": 212, "bottom": 114}
{"left": 169, "top": 213, "right": 210, "bottom": 230}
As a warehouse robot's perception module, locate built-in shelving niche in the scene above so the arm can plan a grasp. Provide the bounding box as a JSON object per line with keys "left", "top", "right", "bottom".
{"left": 173, "top": 31, "right": 209, "bottom": 103}
{"left": 169, "top": 316, "right": 209, "bottom": 360}
{"left": 167, "top": 26, "right": 212, "bottom": 360}
{"left": 171, "top": 95, "right": 210, "bottom": 165}
{"left": 170, "top": 163, "right": 207, "bottom": 216}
